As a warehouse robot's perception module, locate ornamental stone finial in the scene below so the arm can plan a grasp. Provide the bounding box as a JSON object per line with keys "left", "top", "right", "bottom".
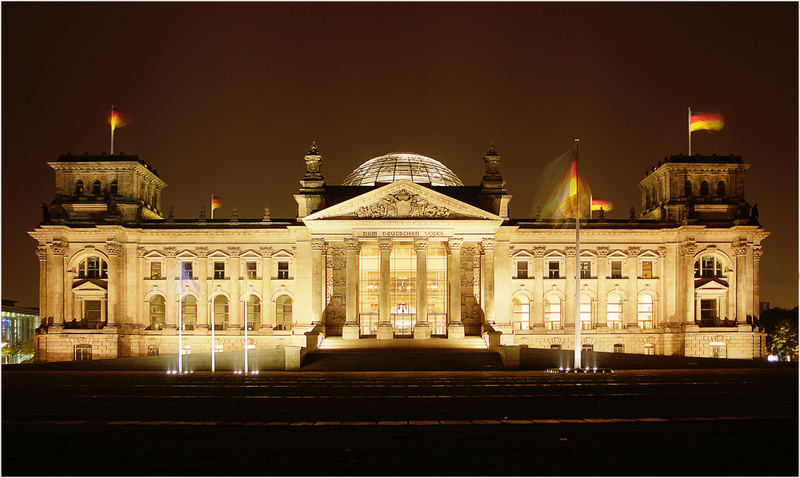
{"left": 486, "top": 142, "right": 498, "bottom": 156}
{"left": 308, "top": 141, "right": 319, "bottom": 155}
{"left": 262, "top": 207, "right": 271, "bottom": 222}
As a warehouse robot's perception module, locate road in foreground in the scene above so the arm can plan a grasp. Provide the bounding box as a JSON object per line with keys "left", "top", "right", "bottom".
{"left": 3, "top": 369, "right": 797, "bottom": 475}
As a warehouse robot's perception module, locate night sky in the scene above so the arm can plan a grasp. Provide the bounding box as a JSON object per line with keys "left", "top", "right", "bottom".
{"left": 2, "top": 3, "right": 797, "bottom": 309}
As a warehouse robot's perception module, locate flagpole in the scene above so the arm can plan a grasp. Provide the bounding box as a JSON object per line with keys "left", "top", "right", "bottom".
{"left": 178, "top": 272, "right": 183, "bottom": 374}
{"left": 574, "top": 138, "right": 582, "bottom": 370}
{"left": 211, "top": 296, "right": 216, "bottom": 372}
{"left": 688, "top": 107, "right": 692, "bottom": 156}
{"left": 210, "top": 194, "right": 214, "bottom": 220}
{"left": 243, "top": 294, "right": 249, "bottom": 374}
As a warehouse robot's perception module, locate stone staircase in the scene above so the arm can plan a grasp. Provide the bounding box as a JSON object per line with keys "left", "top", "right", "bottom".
{"left": 301, "top": 337, "right": 504, "bottom": 371}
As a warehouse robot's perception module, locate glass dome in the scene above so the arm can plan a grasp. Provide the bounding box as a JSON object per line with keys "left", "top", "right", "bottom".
{"left": 341, "top": 152, "right": 463, "bottom": 187}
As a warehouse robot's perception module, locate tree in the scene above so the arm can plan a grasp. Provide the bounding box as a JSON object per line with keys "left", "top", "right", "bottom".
{"left": 760, "top": 307, "right": 799, "bottom": 360}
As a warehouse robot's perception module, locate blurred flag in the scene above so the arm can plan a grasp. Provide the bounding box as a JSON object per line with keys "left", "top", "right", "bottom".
{"left": 591, "top": 199, "right": 613, "bottom": 212}
{"left": 108, "top": 107, "right": 130, "bottom": 131}
{"left": 211, "top": 196, "right": 222, "bottom": 211}
{"left": 531, "top": 148, "right": 592, "bottom": 222}
{"left": 690, "top": 112, "right": 724, "bottom": 132}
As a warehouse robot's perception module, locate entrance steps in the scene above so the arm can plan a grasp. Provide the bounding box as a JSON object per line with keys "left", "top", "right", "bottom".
{"left": 302, "top": 336, "right": 503, "bottom": 371}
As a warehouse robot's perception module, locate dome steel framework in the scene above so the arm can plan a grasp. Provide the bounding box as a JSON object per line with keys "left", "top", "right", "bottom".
{"left": 341, "top": 152, "right": 463, "bottom": 187}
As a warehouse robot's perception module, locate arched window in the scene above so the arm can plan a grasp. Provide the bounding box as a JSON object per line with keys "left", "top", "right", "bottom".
{"left": 275, "top": 295, "right": 293, "bottom": 331}
{"left": 109, "top": 179, "right": 118, "bottom": 195}
{"left": 580, "top": 293, "right": 592, "bottom": 330}
{"left": 607, "top": 293, "right": 623, "bottom": 330}
{"left": 700, "top": 181, "right": 709, "bottom": 197}
{"left": 92, "top": 179, "right": 101, "bottom": 195}
{"left": 181, "top": 296, "right": 197, "bottom": 330}
{"left": 637, "top": 294, "right": 654, "bottom": 329}
{"left": 512, "top": 296, "right": 530, "bottom": 331}
{"left": 213, "top": 296, "right": 229, "bottom": 331}
{"left": 613, "top": 343, "right": 625, "bottom": 353}
{"left": 78, "top": 257, "right": 108, "bottom": 279}
{"left": 74, "top": 344, "right": 92, "bottom": 361}
{"left": 149, "top": 296, "right": 165, "bottom": 330}
{"left": 247, "top": 295, "right": 261, "bottom": 331}
{"left": 684, "top": 180, "right": 692, "bottom": 197}
{"left": 544, "top": 295, "right": 561, "bottom": 330}
{"left": 75, "top": 179, "right": 84, "bottom": 195}
{"left": 694, "top": 256, "right": 724, "bottom": 278}
{"left": 717, "top": 181, "right": 725, "bottom": 197}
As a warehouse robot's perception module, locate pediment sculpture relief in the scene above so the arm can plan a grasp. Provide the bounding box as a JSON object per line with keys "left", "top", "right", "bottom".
{"left": 354, "top": 189, "right": 453, "bottom": 218}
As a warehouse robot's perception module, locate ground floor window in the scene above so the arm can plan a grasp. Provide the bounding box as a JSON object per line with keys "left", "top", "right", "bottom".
{"left": 581, "top": 344, "right": 593, "bottom": 352}
{"left": 275, "top": 295, "right": 292, "bottom": 331}
{"left": 711, "top": 343, "right": 726, "bottom": 358}
{"left": 147, "top": 345, "right": 159, "bottom": 356}
{"left": 512, "top": 296, "right": 530, "bottom": 331}
{"left": 74, "top": 344, "right": 92, "bottom": 361}
{"left": 644, "top": 343, "right": 655, "bottom": 355}
{"left": 613, "top": 343, "right": 624, "bottom": 353}
{"left": 550, "top": 344, "right": 562, "bottom": 350}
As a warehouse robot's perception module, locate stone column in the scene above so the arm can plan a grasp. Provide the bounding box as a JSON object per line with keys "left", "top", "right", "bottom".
{"left": 343, "top": 239, "right": 360, "bottom": 340}
{"left": 310, "top": 239, "right": 326, "bottom": 327}
{"left": 229, "top": 248, "right": 241, "bottom": 331}
{"left": 681, "top": 242, "right": 697, "bottom": 326}
{"left": 136, "top": 247, "right": 145, "bottom": 327}
{"left": 657, "top": 247, "right": 666, "bottom": 328}
{"left": 448, "top": 238, "right": 464, "bottom": 339}
{"left": 377, "top": 238, "right": 393, "bottom": 340}
{"left": 100, "top": 297, "right": 107, "bottom": 324}
{"left": 260, "top": 247, "right": 273, "bottom": 330}
{"left": 595, "top": 247, "right": 609, "bottom": 330}
{"left": 106, "top": 241, "right": 121, "bottom": 328}
{"left": 197, "top": 248, "right": 209, "bottom": 330}
{"left": 414, "top": 238, "right": 430, "bottom": 339}
{"left": 164, "top": 248, "right": 177, "bottom": 330}
{"left": 65, "top": 271, "right": 75, "bottom": 324}
{"left": 50, "top": 242, "right": 66, "bottom": 329}
{"left": 564, "top": 247, "right": 576, "bottom": 331}
{"left": 625, "top": 247, "right": 640, "bottom": 329}
{"left": 531, "top": 246, "right": 545, "bottom": 330}
{"left": 745, "top": 245, "right": 755, "bottom": 320}
{"left": 36, "top": 247, "right": 48, "bottom": 326}
{"left": 734, "top": 244, "right": 747, "bottom": 323}
{"left": 480, "top": 239, "right": 495, "bottom": 327}
{"left": 753, "top": 246, "right": 762, "bottom": 322}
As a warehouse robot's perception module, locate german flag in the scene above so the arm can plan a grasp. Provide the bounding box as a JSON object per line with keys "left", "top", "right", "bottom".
{"left": 690, "top": 113, "right": 724, "bottom": 132}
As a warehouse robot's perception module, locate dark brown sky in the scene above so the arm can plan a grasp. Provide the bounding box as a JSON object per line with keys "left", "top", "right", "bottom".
{"left": 2, "top": 3, "right": 797, "bottom": 309}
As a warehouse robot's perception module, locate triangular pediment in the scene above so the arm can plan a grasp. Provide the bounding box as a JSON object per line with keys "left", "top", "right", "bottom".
{"left": 304, "top": 180, "right": 502, "bottom": 221}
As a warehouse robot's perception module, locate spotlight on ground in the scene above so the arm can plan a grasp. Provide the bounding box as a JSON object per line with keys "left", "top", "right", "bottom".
{"left": 545, "top": 367, "right": 614, "bottom": 374}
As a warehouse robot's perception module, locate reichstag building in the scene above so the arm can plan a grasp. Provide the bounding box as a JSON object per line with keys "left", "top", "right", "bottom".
{"left": 30, "top": 145, "right": 768, "bottom": 361}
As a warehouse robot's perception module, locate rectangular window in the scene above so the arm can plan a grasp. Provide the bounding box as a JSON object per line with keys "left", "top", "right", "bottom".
{"left": 516, "top": 261, "right": 528, "bottom": 279}
{"left": 246, "top": 261, "right": 258, "bottom": 280}
{"left": 613, "top": 344, "right": 625, "bottom": 353}
{"left": 147, "top": 345, "right": 159, "bottom": 356}
{"left": 548, "top": 261, "right": 560, "bottom": 279}
{"left": 213, "top": 262, "right": 225, "bottom": 280}
{"left": 277, "top": 261, "right": 289, "bottom": 280}
{"left": 700, "top": 299, "right": 717, "bottom": 326}
{"left": 644, "top": 344, "right": 655, "bottom": 355}
{"left": 610, "top": 261, "right": 623, "bottom": 279}
{"left": 580, "top": 261, "right": 591, "bottom": 279}
{"left": 150, "top": 262, "right": 162, "bottom": 280}
{"left": 181, "top": 262, "right": 193, "bottom": 280}
{"left": 642, "top": 261, "right": 653, "bottom": 279}
{"left": 74, "top": 344, "right": 92, "bottom": 361}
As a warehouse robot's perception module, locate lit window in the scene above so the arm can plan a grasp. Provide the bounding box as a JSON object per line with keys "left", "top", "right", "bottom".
{"left": 181, "top": 296, "right": 197, "bottom": 330}
{"left": 74, "top": 344, "right": 92, "bottom": 361}
{"left": 512, "top": 296, "right": 530, "bottom": 331}
{"left": 147, "top": 345, "right": 159, "bottom": 356}
{"left": 582, "top": 344, "right": 593, "bottom": 352}
{"left": 699, "top": 299, "right": 718, "bottom": 326}
{"left": 545, "top": 295, "right": 561, "bottom": 330}
{"left": 613, "top": 343, "right": 625, "bottom": 353}
{"left": 277, "top": 261, "right": 289, "bottom": 280}
{"left": 548, "top": 261, "right": 560, "bottom": 279}
{"left": 247, "top": 295, "right": 261, "bottom": 330}
{"left": 694, "top": 256, "right": 723, "bottom": 278}
{"left": 637, "top": 294, "right": 654, "bottom": 329}
{"left": 149, "top": 296, "right": 165, "bottom": 330}
{"left": 79, "top": 257, "right": 108, "bottom": 279}
{"left": 711, "top": 344, "right": 725, "bottom": 358}
{"left": 181, "top": 262, "right": 193, "bottom": 280}
{"left": 516, "top": 261, "right": 529, "bottom": 279}
{"left": 580, "top": 261, "right": 591, "bottom": 279}
{"left": 213, "top": 262, "right": 225, "bottom": 280}
{"left": 607, "top": 293, "right": 622, "bottom": 330}
{"left": 150, "top": 262, "right": 162, "bottom": 280}
{"left": 641, "top": 261, "right": 653, "bottom": 279}
{"left": 644, "top": 343, "right": 655, "bottom": 355}
{"left": 550, "top": 344, "right": 562, "bottom": 350}
{"left": 610, "top": 261, "right": 623, "bottom": 279}
{"left": 275, "top": 295, "right": 293, "bottom": 331}
{"left": 580, "top": 294, "right": 592, "bottom": 329}
{"left": 246, "top": 261, "right": 258, "bottom": 280}
{"left": 213, "top": 296, "right": 229, "bottom": 331}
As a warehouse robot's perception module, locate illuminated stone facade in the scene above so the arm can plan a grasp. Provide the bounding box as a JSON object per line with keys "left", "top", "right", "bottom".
{"left": 30, "top": 147, "right": 768, "bottom": 362}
